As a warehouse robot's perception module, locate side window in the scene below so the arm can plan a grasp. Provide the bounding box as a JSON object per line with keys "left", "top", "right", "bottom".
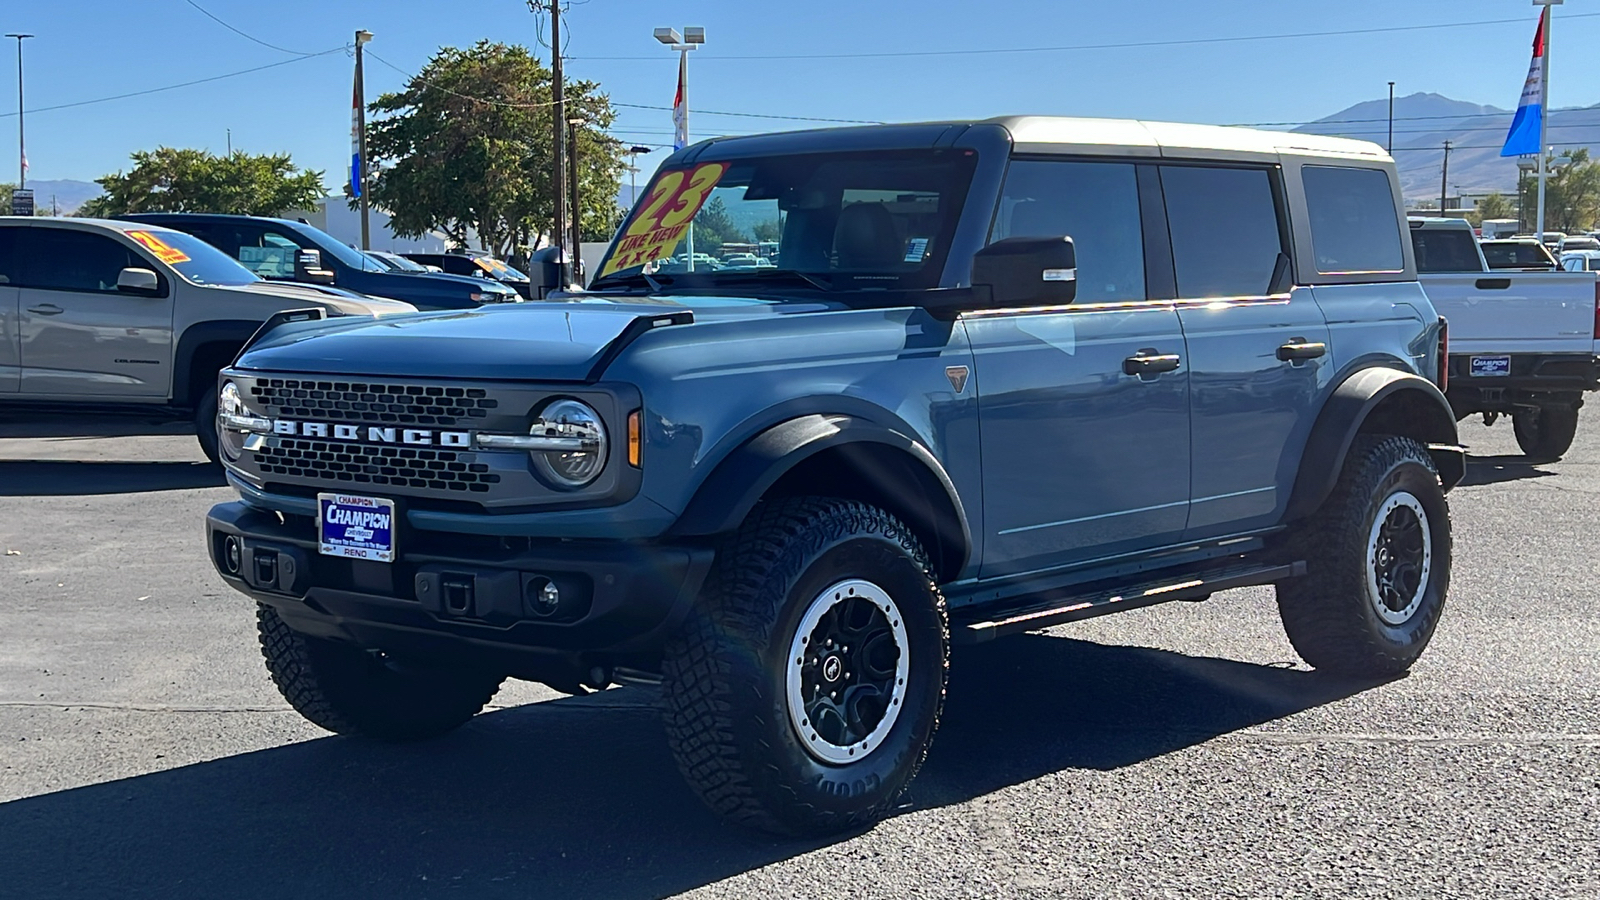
{"left": 1161, "top": 166, "right": 1285, "bottom": 298}
{"left": 1410, "top": 228, "right": 1480, "bottom": 274}
{"left": 1302, "top": 166, "right": 1406, "bottom": 274}
{"left": 0, "top": 228, "right": 17, "bottom": 285}
{"left": 991, "top": 159, "right": 1145, "bottom": 303}
{"left": 16, "top": 229, "right": 151, "bottom": 293}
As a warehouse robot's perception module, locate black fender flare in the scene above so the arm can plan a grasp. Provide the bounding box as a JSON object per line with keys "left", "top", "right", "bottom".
{"left": 173, "top": 320, "right": 262, "bottom": 406}
{"left": 1285, "top": 368, "right": 1463, "bottom": 522}
{"left": 669, "top": 414, "right": 973, "bottom": 578}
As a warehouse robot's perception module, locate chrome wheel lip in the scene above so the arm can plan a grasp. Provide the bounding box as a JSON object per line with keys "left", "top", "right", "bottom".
{"left": 785, "top": 578, "right": 911, "bottom": 766}
{"left": 1366, "top": 490, "right": 1432, "bottom": 626}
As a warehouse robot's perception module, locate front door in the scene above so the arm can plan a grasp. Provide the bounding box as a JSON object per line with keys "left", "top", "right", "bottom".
{"left": 1155, "top": 164, "right": 1331, "bottom": 537}
{"left": 969, "top": 158, "right": 1191, "bottom": 579}
{"left": 16, "top": 228, "right": 176, "bottom": 399}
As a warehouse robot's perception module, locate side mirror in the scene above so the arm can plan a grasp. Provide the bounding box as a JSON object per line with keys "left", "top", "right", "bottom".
{"left": 116, "top": 267, "right": 162, "bottom": 295}
{"left": 295, "top": 249, "right": 336, "bottom": 285}
{"left": 971, "top": 236, "right": 1077, "bottom": 308}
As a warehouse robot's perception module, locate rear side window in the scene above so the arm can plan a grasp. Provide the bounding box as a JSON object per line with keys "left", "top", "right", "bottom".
{"left": 1302, "top": 166, "right": 1405, "bottom": 274}
{"left": 1410, "top": 227, "right": 1481, "bottom": 273}
{"left": 0, "top": 228, "right": 16, "bottom": 285}
{"left": 1161, "top": 166, "right": 1285, "bottom": 298}
{"left": 991, "top": 159, "right": 1146, "bottom": 303}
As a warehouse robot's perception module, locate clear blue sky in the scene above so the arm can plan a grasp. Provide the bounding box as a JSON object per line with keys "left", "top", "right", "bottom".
{"left": 3, "top": 0, "right": 1597, "bottom": 187}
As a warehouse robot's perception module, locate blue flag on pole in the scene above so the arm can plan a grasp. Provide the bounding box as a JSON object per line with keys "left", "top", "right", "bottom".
{"left": 350, "top": 73, "right": 363, "bottom": 198}
{"left": 1501, "top": 9, "right": 1547, "bottom": 158}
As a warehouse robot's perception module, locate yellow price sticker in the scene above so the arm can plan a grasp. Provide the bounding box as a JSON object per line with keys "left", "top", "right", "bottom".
{"left": 601, "top": 162, "right": 729, "bottom": 277}
{"left": 126, "top": 230, "right": 191, "bottom": 266}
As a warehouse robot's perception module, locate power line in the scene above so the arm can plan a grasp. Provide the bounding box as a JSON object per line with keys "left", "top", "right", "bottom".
{"left": 0, "top": 48, "right": 347, "bottom": 119}
{"left": 575, "top": 12, "right": 1600, "bottom": 61}
{"left": 611, "top": 101, "right": 881, "bottom": 125}
{"left": 179, "top": 0, "right": 318, "bottom": 56}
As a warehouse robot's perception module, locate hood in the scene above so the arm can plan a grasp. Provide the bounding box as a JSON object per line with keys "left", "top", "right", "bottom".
{"left": 235, "top": 293, "right": 847, "bottom": 380}
{"left": 227, "top": 280, "right": 418, "bottom": 316}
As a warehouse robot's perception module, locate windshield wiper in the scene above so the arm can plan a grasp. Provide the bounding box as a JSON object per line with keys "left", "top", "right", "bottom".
{"left": 590, "top": 271, "right": 669, "bottom": 293}
{"left": 706, "top": 269, "right": 833, "bottom": 291}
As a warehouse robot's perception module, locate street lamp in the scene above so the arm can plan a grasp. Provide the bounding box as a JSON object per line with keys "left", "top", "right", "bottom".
{"left": 567, "top": 115, "right": 585, "bottom": 278}
{"left": 353, "top": 29, "right": 374, "bottom": 250}
{"left": 654, "top": 26, "right": 704, "bottom": 268}
{"left": 5, "top": 34, "right": 33, "bottom": 193}
{"left": 626, "top": 145, "right": 651, "bottom": 207}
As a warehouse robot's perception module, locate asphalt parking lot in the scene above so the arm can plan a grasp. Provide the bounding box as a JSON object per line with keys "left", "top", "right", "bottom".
{"left": 1, "top": 415, "right": 1597, "bottom": 899}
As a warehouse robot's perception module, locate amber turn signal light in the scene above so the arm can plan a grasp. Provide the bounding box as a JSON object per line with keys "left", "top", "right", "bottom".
{"left": 627, "top": 410, "right": 642, "bottom": 467}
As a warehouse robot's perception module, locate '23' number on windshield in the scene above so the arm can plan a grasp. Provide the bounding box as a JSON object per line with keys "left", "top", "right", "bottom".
{"left": 626, "top": 163, "right": 729, "bottom": 237}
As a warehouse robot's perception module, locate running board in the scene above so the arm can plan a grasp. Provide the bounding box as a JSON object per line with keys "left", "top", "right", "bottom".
{"left": 953, "top": 560, "right": 1306, "bottom": 644}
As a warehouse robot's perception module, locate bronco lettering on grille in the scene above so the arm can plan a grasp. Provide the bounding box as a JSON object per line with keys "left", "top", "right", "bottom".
{"left": 268, "top": 419, "right": 471, "bottom": 448}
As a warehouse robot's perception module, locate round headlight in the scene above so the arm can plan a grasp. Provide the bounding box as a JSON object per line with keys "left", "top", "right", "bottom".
{"left": 530, "top": 399, "right": 608, "bottom": 488}
{"left": 218, "top": 381, "right": 247, "bottom": 460}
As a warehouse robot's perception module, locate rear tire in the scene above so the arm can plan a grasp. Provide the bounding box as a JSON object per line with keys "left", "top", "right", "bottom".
{"left": 1512, "top": 405, "right": 1578, "bottom": 461}
{"left": 1276, "top": 435, "right": 1451, "bottom": 677}
{"left": 257, "top": 604, "right": 502, "bottom": 741}
{"left": 661, "top": 497, "right": 948, "bottom": 836}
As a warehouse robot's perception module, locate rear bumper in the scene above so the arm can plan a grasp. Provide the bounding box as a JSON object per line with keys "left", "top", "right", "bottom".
{"left": 1446, "top": 352, "right": 1600, "bottom": 413}
{"left": 205, "top": 501, "right": 714, "bottom": 675}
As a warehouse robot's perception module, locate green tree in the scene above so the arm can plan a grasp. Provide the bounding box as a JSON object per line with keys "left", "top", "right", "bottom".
{"left": 1518, "top": 149, "right": 1600, "bottom": 234}
{"left": 1475, "top": 191, "right": 1514, "bottom": 222}
{"left": 77, "top": 148, "right": 325, "bottom": 217}
{"left": 365, "top": 41, "right": 625, "bottom": 257}
{"left": 751, "top": 218, "right": 782, "bottom": 243}
{"left": 690, "top": 197, "right": 747, "bottom": 256}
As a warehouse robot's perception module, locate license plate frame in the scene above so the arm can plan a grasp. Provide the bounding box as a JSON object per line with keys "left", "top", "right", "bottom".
{"left": 317, "top": 493, "right": 397, "bottom": 563}
{"left": 1469, "top": 355, "right": 1511, "bottom": 378}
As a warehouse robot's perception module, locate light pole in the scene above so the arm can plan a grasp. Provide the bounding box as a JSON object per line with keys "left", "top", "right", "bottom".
{"left": 655, "top": 25, "right": 704, "bottom": 269}
{"left": 5, "top": 34, "right": 32, "bottom": 192}
{"left": 353, "top": 29, "right": 374, "bottom": 250}
{"left": 1533, "top": 0, "right": 1563, "bottom": 241}
{"left": 567, "top": 116, "right": 584, "bottom": 281}
{"left": 1387, "top": 81, "right": 1395, "bottom": 152}
{"left": 627, "top": 145, "right": 650, "bottom": 208}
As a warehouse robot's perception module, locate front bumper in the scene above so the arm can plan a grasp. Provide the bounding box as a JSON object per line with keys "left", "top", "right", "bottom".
{"left": 206, "top": 501, "right": 713, "bottom": 675}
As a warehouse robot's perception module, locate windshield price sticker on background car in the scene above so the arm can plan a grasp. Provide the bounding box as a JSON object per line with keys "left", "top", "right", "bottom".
{"left": 125, "top": 230, "right": 191, "bottom": 265}
{"left": 600, "top": 162, "right": 729, "bottom": 277}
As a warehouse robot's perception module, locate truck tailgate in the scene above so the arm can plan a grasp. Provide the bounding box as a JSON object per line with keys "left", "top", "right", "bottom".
{"left": 1420, "top": 272, "right": 1598, "bottom": 355}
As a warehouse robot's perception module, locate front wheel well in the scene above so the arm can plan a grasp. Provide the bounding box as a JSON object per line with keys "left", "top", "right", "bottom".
{"left": 761, "top": 442, "right": 967, "bottom": 583}
{"left": 183, "top": 343, "right": 243, "bottom": 408}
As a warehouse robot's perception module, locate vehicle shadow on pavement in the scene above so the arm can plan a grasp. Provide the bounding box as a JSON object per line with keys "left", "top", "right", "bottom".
{"left": 0, "top": 460, "right": 225, "bottom": 495}
{"left": 0, "top": 635, "right": 1382, "bottom": 899}
{"left": 1459, "top": 454, "right": 1557, "bottom": 487}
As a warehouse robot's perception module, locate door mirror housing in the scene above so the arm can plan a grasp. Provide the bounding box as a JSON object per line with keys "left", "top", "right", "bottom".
{"left": 295, "top": 249, "right": 336, "bottom": 285}
{"left": 116, "top": 267, "right": 162, "bottom": 296}
{"left": 971, "top": 236, "right": 1077, "bottom": 308}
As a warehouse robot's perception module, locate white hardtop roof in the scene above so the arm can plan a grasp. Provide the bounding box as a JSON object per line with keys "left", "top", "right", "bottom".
{"left": 986, "top": 116, "right": 1389, "bottom": 161}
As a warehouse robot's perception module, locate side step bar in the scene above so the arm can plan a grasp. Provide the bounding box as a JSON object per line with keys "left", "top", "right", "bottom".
{"left": 953, "top": 560, "right": 1306, "bottom": 644}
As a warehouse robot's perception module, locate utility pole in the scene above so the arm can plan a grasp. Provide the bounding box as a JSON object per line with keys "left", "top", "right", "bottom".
{"left": 1440, "top": 141, "right": 1452, "bottom": 217}
{"left": 549, "top": 1, "right": 568, "bottom": 284}
{"left": 5, "top": 34, "right": 32, "bottom": 190}
{"left": 567, "top": 116, "right": 582, "bottom": 284}
{"left": 354, "top": 30, "right": 374, "bottom": 250}
{"left": 1387, "top": 81, "right": 1395, "bottom": 152}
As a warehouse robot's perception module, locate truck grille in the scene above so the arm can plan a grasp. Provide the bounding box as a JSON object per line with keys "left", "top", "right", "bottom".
{"left": 255, "top": 438, "right": 502, "bottom": 493}
{"left": 249, "top": 378, "right": 498, "bottom": 427}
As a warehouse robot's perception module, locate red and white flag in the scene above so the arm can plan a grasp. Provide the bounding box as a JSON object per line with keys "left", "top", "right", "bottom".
{"left": 671, "top": 53, "right": 688, "bottom": 150}
{"left": 1501, "top": 8, "right": 1547, "bottom": 157}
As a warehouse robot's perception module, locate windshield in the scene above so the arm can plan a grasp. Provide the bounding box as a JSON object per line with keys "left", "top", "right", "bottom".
{"left": 380, "top": 253, "right": 430, "bottom": 272}
{"left": 123, "top": 229, "right": 262, "bottom": 286}
{"left": 593, "top": 149, "right": 976, "bottom": 292}
{"left": 475, "top": 256, "right": 529, "bottom": 281}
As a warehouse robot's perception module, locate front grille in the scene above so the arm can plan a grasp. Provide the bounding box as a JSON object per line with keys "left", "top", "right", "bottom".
{"left": 249, "top": 378, "right": 498, "bottom": 427}
{"left": 255, "top": 438, "right": 503, "bottom": 493}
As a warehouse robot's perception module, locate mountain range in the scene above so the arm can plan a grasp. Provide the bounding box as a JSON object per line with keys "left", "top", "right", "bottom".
{"left": 1293, "top": 92, "right": 1600, "bottom": 200}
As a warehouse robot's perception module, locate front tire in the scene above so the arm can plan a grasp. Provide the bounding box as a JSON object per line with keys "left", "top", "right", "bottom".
{"left": 661, "top": 497, "right": 948, "bottom": 835}
{"left": 1276, "top": 435, "right": 1451, "bottom": 677}
{"left": 193, "top": 389, "right": 220, "bottom": 464}
{"left": 1512, "top": 405, "right": 1578, "bottom": 461}
{"left": 257, "top": 605, "right": 502, "bottom": 741}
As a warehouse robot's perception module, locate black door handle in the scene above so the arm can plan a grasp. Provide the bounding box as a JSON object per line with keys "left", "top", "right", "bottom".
{"left": 1475, "top": 278, "right": 1511, "bottom": 290}
{"left": 1123, "top": 350, "right": 1182, "bottom": 376}
{"left": 27, "top": 304, "right": 63, "bottom": 316}
{"left": 1276, "top": 340, "right": 1327, "bottom": 361}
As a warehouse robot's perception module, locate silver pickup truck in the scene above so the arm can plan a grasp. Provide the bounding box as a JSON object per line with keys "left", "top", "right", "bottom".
{"left": 1411, "top": 217, "right": 1600, "bottom": 460}
{"left": 0, "top": 218, "right": 414, "bottom": 460}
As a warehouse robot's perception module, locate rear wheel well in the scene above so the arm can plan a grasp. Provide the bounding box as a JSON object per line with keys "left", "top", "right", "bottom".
{"left": 761, "top": 442, "right": 966, "bottom": 583}
{"left": 1356, "top": 387, "right": 1456, "bottom": 445}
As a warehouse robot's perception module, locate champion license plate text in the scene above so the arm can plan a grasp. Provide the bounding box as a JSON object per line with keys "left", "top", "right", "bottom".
{"left": 318, "top": 493, "right": 397, "bottom": 563}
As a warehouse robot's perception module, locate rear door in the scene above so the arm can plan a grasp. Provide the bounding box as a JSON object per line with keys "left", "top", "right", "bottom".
{"left": 0, "top": 227, "right": 18, "bottom": 391}
{"left": 967, "top": 158, "right": 1191, "bottom": 578}
{"left": 1157, "top": 164, "right": 1330, "bottom": 537}
{"left": 15, "top": 227, "right": 176, "bottom": 398}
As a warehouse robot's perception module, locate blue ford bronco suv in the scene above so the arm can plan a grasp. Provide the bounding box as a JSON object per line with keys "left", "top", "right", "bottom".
{"left": 205, "top": 117, "right": 1462, "bottom": 835}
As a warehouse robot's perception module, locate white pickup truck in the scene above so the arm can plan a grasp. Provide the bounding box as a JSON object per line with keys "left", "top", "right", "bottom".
{"left": 1410, "top": 217, "right": 1600, "bottom": 460}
